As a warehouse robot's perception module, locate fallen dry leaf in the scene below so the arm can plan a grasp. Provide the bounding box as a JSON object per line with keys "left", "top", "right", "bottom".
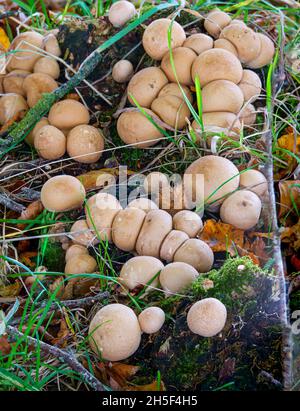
{"left": 0, "top": 27, "right": 10, "bottom": 50}
{"left": 275, "top": 130, "right": 300, "bottom": 178}
{"left": 77, "top": 169, "right": 119, "bottom": 191}
{"left": 18, "top": 200, "right": 44, "bottom": 229}
{"left": 278, "top": 180, "right": 300, "bottom": 217}
{"left": 0, "top": 281, "right": 22, "bottom": 297}
{"left": 0, "top": 335, "right": 11, "bottom": 356}
{"left": 19, "top": 251, "right": 37, "bottom": 269}
{"left": 281, "top": 219, "right": 300, "bottom": 251}
{"left": 52, "top": 318, "right": 70, "bottom": 348}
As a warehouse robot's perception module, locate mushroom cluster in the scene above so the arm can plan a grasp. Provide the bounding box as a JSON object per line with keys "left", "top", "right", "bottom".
{"left": 111, "top": 8, "right": 274, "bottom": 147}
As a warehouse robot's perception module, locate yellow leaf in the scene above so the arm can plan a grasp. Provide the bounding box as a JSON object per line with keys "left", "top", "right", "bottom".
{"left": 0, "top": 281, "right": 21, "bottom": 297}
{"left": 0, "top": 28, "right": 10, "bottom": 51}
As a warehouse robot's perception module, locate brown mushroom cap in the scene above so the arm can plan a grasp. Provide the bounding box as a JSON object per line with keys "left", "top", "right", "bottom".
{"left": 44, "top": 33, "right": 61, "bottom": 57}
{"left": 158, "top": 82, "right": 193, "bottom": 103}
{"left": 204, "top": 10, "right": 231, "bottom": 38}
{"left": 117, "top": 109, "right": 164, "bottom": 148}
{"left": 48, "top": 99, "right": 90, "bottom": 129}
{"left": 231, "top": 19, "right": 247, "bottom": 27}
{"left": 33, "top": 56, "right": 60, "bottom": 79}
{"left": 173, "top": 239, "right": 214, "bottom": 272}
{"left": 85, "top": 193, "right": 122, "bottom": 242}
{"left": 25, "top": 117, "right": 49, "bottom": 146}
{"left": 112, "top": 59, "right": 134, "bottom": 83}
{"left": 161, "top": 47, "right": 197, "bottom": 86}
{"left": 191, "top": 49, "right": 243, "bottom": 87}
{"left": 108, "top": 1, "right": 136, "bottom": 28}
{"left": 143, "top": 171, "right": 170, "bottom": 195}
{"left": 160, "top": 229, "right": 189, "bottom": 262}
{"left": 3, "top": 70, "right": 30, "bottom": 96}
{"left": 7, "top": 31, "right": 44, "bottom": 71}
{"left": 187, "top": 298, "right": 227, "bottom": 337}
{"left": 184, "top": 155, "right": 240, "bottom": 205}
{"left": 67, "top": 125, "right": 105, "bottom": 164}
{"left": 247, "top": 33, "right": 275, "bottom": 68}
{"left": 112, "top": 207, "right": 146, "bottom": 252}
{"left": 136, "top": 209, "right": 172, "bottom": 258}
{"left": 70, "top": 219, "right": 97, "bottom": 247}
{"left": 65, "top": 253, "right": 97, "bottom": 275}
{"left": 65, "top": 244, "right": 88, "bottom": 262}
{"left": 23, "top": 73, "right": 58, "bottom": 107}
{"left": 183, "top": 33, "right": 213, "bottom": 55}
{"left": 151, "top": 95, "right": 190, "bottom": 129}
{"left": 127, "top": 198, "right": 159, "bottom": 213}
{"left": 239, "top": 169, "right": 268, "bottom": 196}
{"left": 138, "top": 307, "right": 165, "bottom": 334}
{"left": 214, "top": 38, "right": 238, "bottom": 57}
{"left": 119, "top": 255, "right": 163, "bottom": 290}
{"left": 89, "top": 304, "right": 141, "bottom": 361}
{"left": 202, "top": 80, "right": 244, "bottom": 114}
{"left": 173, "top": 210, "right": 203, "bottom": 237}
{"left": 238, "top": 69, "right": 262, "bottom": 102}
{"left": 41, "top": 175, "right": 86, "bottom": 212}
{"left": 220, "top": 24, "right": 261, "bottom": 63}
{"left": 0, "top": 93, "right": 28, "bottom": 125}
{"left": 160, "top": 261, "right": 199, "bottom": 294}
{"left": 34, "top": 125, "right": 66, "bottom": 160}
{"left": 192, "top": 113, "right": 241, "bottom": 141}
{"left": 127, "top": 67, "right": 168, "bottom": 108}
{"left": 220, "top": 189, "right": 262, "bottom": 229}
{"left": 142, "top": 18, "right": 186, "bottom": 60}
{"left": 239, "top": 103, "right": 257, "bottom": 127}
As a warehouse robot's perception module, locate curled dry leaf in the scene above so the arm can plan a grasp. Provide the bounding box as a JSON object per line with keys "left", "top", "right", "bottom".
{"left": 281, "top": 219, "right": 300, "bottom": 251}
{"left": 278, "top": 180, "right": 300, "bottom": 217}
{"left": 0, "top": 28, "right": 10, "bottom": 50}
{"left": 19, "top": 251, "right": 37, "bottom": 269}
{"left": 0, "top": 281, "right": 22, "bottom": 297}
{"left": 18, "top": 200, "right": 44, "bottom": 229}
{"left": 0, "top": 335, "right": 11, "bottom": 356}
{"left": 275, "top": 130, "right": 300, "bottom": 178}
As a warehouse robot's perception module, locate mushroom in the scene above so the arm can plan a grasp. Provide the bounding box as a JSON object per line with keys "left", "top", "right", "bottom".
{"left": 204, "top": 10, "right": 231, "bottom": 38}
{"left": 184, "top": 155, "right": 240, "bottom": 206}
{"left": 138, "top": 307, "right": 165, "bottom": 334}
{"left": 7, "top": 31, "right": 44, "bottom": 71}
{"left": 220, "top": 189, "right": 262, "bottom": 230}
{"left": 111, "top": 207, "right": 146, "bottom": 252}
{"left": 192, "top": 113, "right": 241, "bottom": 141}
{"left": 119, "top": 256, "right": 163, "bottom": 290}
{"left": 112, "top": 59, "right": 134, "bottom": 83}
{"left": 135, "top": 209, "right": 172, "bottom": 258}
{"left": 65, "top": 244, "right": 88, "bottom": 262}
{"left": 151, "top": 95, "right": 190, "bottom": 129}
{"left": 239, "top": 103, "right": 257, "bottom": 127}
{"left": 127, "top": 198, "right": 159, "bottom": 213}
{"left": 25, "top": 117, "right": 49, "bottom": 146}
{"left": 191, "top": 49, "right": 243, "bottom": 87}
{"left": 231, "top": 19, "right": 247, "bottom": 27}
{"left": 33, "top": 56, "right": 60, "bottom": 79}
{"left": 65, "top": 253, "right": 97, "bottom": 275}
{"left": 160, "top": 230, "right": 189, "bottom": 262}
{"left": 66, "top": 125, "right": 105, "bottom": 164}
{"left": 34, "top": 125, "right": 66, "bottom": 160}
{"left": 142, "top": 18, "right": 186, "bottom": 60}
{"left": 117, "top": 109, "right": 164, "bottom": 148}
{"left": 238, "top": 70, "right": 262, "bottom": 102}
{"left": 108, "top": 1, "right": 136, "bottom": 28}
{"left": 44, "top": 33, "right": 61, "bottom": 57}
{"left": 187, "top": 298, "right": 227, "bottom": 337}
{"left": 48, "top": 99, "right": 90, "bottom": 129}
{"left": 23, "top": 73, "right": 58, "bottom": 107}
{"left": 220, "top": 24, "right": 261, "bottom": 63}
{"left": 247, "top": 33, "right": 275, "bottom": 68}
{"left": 0, "top": 94, "right": 28, "bottom": 125}
{"left": 173, "top": 239, "right": 214, "bottom": 272}
{"left": 202, "top": 80, "right": 244, "bottom": 114}
{"left": 143, "top": 171, "right": 170, "bottom": 195}
{"left": 127, "top": 67, "right": 168, "bottom": 108}
{"left": 214, "top": 38, "right": 238, "bottom": 57}
{"left": 161, "top": 47, "right": 197, "bottom": 85}
{"left": 173, "top": 210, "right": 203, "bottom": 237}
{"left": 183, "top": 33, "right": 213, "bottom": 55}
{"left": 160, "top": 262, "right": 199, "bottom": 294}
{"left": 70, "top": 219, "right": 97, "bottom": 247}
{"left": 158, "top": 82, "right": 193, "bottom": 103}
{"left": 85, "top": 193, "right": 122, "bottom": 242}
{"left": 41, "top": 175, "right": 86, "bottom": 212}
{"left": 89, "top": 304, "right": 141, "bottom": 361}
{"left": 239, "top": 169, "right": 268, "bottom": 196}
{"left": 3, "top": 70, "right": 30, "bottom": 96}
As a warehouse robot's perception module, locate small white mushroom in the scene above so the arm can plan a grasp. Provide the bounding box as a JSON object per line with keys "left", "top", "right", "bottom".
{"left": 138, "top": 307, "right": 165, "bottom": 334}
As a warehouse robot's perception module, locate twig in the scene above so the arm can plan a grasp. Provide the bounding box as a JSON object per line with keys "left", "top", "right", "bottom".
{"left": 0, "top": 193, "right": 25, "bottom": 212}
{"left": 6, "top": 325, "right": 106, "bottom": 391}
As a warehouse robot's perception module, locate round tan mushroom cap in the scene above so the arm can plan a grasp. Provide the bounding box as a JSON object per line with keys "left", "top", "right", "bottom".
{"left": 202, "top": 80, "right": 244, "bottom": 114}
{"left": 173, "top": 239, "right": 214, "bottom": 272}
{"left": 23, "top": 73, "right": 58, "bottom": 107}
{"left": 34, "top": 125, "right": 66, "bottom": 160}
{"left": 33, "top": 56, "right": 60, "bottom": 79}
{"left": 173, "top": 210, "right": 203, "bottom": 237}
{"left": 160, "top": 261, "right": 199, "bottom": 294}
{"left": 127, "top": 198, "right": 159, "bottom": 213}
{"left": 44, "top": 33, "right": 61, "bottom": 57}
{"left": 3, "top": 70, "right": 30, "bottom": 96}
{"left": 161, "top": 47, "right": 197, "bottom": 86}
{"left": 183, "top": 33, "right": 213, "bottom": 55}
{"left": 41, "top": 175, "right": 86, "bottom": 212}
{"left": 151, "top": 95, "right": 190, "bottom": 129}
{"left": 25, "top": 117, "right": 49, "bottom": 146}
{"left": 214, "top": 38, "right": 238, "bottom": 57}
{"left": 138, "top": 307, "right": 165, "bottom": 334}
{"left": 192, "top": 113, "right": 241, "bottom": 141}
{"left": 142, "top": 18, "right": 186, "bottom": 60}
{"left": 65, "top": 254, "right": 97, "bottom": 275}
{"left": 191, "top": 48, "right": 243, "bottom": 87}
{"left": 204, "top": 10, "right": 231, "bottom": 38}
{"left": 108, "top": 1, "right": 136, "bottom": 28}
{"left": 239, "top": 103, "right": 257, "bottom": 127}
{"left": 240, "top": 169, "right": 268, "bottom": 196}
{"left": 89, "top": 304, "right": 141, "bottom": 361}
{"left": 143, "top": 172, "right": 170, "bottom": 195}
{"left": 238, "top": 69, "right": 262, "bottom": 102}
{"left": 119, "top": 255, "right": 164, "bottom": 290}
{"left": 187, "top": 298, "right": 227, "bottom": 337}
{"left": 112, "top": 60, "right": 133, "bottom": 83}
{"left": 7, "top": 31, "right": 44, "bottom": 71}
{"left": 48, "top": 99, "right": 90, "bottom": 129}
{"left": 220, "top": 189, "right": 262, "bottom": 230}
{"left": 65, "top": 244, "right": 88, "bottom": 262}
{"left": 117, "top": 109, "right": 164, "bottom": 148}
{"left": 67, "top": 125, "right": 105, "bottom": 164}
{"left": 112, "top": 207, "right": 146, "bottom": 252}
{"left": 160, "top": 230, "right": 189, "bottom": 262}
{"left": 70, "top": 219, "right": 97, "bottom": 247}
{"left": 0, "top": 94, "right": 28, "bottom": 125}
{"left": 127, "top": 67, "right": 168, "bottom": 108}
{"left": 158, "top": 82, "right": 193, "bottom": 103}
{"left": 246, "top": 33, "right": 275, "bottom": 68}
